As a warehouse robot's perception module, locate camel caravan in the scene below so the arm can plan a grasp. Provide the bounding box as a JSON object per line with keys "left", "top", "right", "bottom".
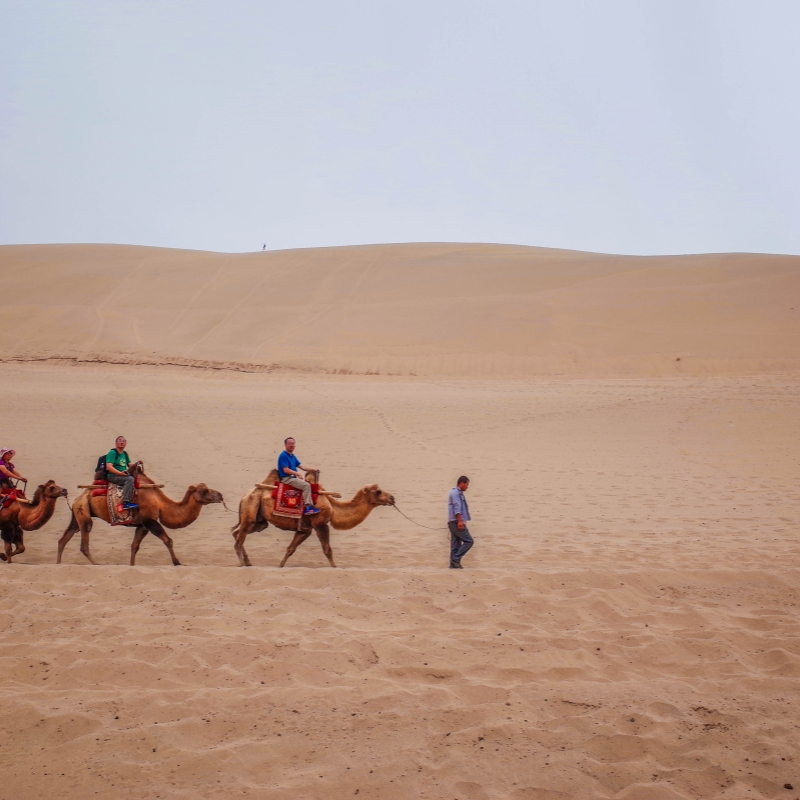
{"left": 0, "top": 436, "right": 395, "bottom": 567}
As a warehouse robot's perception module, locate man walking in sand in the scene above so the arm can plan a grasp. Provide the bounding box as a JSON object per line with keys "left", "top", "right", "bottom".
{"left": 448, "top": 476, "right": 472, "bottom": 569}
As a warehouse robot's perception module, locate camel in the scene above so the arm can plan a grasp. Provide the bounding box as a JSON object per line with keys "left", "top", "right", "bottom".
{"left": 0, "top": 480, "right": 68, "bottom": 563}
{"left": 57, "top": 462, "right": 224, "bottom": 566}
{"left": 231, "top": 469, "right": 395, "bottom": 567}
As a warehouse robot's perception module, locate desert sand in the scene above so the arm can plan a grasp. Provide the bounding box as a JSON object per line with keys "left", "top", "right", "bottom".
{"left": 1, "top": 243, "right": 799, "bottom": 377}
{"left": 1, "top": 243, "right": 799, "bottom": 799}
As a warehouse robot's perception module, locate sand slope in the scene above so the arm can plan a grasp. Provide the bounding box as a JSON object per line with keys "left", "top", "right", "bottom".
{"left": 1, "top": 363, "right": 799, "bottom": 798}
{"left": 1, "top": 243, "right": 799, "bottom": 376}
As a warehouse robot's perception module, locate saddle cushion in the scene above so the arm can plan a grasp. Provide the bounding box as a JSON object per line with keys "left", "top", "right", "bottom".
{"left": 271, "top": 483, "right": 320, "bottom": 518}
{"left": 0, "top": 489, "right": 19, "bottom": 509}
{"left": 270, "top": 483, "right": 320, "bottom": 502}
{"left": 0, "top": 486, "right": 27, "bottom": 508}
{"left": 89, "top": 477, "right": 139, "bottom": 498}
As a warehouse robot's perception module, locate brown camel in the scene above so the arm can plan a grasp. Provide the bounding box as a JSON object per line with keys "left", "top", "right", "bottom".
{"left": 231, "top": 469, "right": 395, "bottom": 567}
{"left": 0, "top": 480, "right": 68, "bottom": 563}
{"left": 57, "top": 462, "right": 224, "bottom": 565}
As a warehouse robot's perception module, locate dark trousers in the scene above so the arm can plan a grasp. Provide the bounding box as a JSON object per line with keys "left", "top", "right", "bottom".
{"left": 107, "top": 473, "right": 135, "bottom": 503}
{"left": 448, "top": 521, "right": 474, "bottom": 564}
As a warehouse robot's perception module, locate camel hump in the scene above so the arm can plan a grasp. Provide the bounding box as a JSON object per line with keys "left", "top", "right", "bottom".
{"left": 264, "top": 468, "right": 280, "bottom": 485}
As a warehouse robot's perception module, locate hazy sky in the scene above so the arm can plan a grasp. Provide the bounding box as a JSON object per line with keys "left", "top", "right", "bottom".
{"left": 1, "top": 1, "right": 798, "bottom": 255}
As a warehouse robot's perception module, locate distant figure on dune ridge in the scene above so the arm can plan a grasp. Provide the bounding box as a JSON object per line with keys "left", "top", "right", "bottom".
{"left": 262, "top": 243, "right": 266, "bottom": 250}
{"left": 448, "top": 476, "right": 472, "bottom": 569}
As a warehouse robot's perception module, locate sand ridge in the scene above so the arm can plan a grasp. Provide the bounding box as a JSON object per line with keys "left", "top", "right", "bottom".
{"left": 1, "top": 243, "right": 799, "bottom": 377}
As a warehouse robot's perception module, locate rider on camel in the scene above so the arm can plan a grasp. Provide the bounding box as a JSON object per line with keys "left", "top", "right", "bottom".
{"left": 106, "top": 435, "right": 138, "bottom": 510}
{"left": 278, "top": 437, "right": 321, "bottom": 515}
{"left": 0, "top": 448, "right": 26, "bottom": 496}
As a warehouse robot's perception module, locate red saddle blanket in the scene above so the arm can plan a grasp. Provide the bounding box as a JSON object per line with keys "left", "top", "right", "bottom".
{"left": 271, "top": 482, "right": 320, "bottom": 518}
{"left": 0, "top": 488, "right": 25, "bottom": 509}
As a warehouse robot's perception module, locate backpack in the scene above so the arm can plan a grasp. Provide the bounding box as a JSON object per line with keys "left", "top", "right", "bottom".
{"left": 94, "top": 454, "right": 108, "bottom": 482}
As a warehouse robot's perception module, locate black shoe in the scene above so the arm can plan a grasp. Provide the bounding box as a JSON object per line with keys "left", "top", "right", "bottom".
{"left": 449, "top": 561, "right": 463, "bottom": 569}
{"left": 122, "top": 502, "right": 138, "bottom": 510}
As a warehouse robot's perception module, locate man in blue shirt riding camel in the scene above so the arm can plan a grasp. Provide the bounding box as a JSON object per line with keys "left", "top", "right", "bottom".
{"left": 277, "top": 437, "right": 321, "bottom": 516}
{"left": 447, "top": 476, "right": 472, "bottom": 569}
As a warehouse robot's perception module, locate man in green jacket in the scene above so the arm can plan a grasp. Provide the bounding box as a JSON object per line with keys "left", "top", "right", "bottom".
{"left": 106, "top": 435, "right": 137, "bottom": 509}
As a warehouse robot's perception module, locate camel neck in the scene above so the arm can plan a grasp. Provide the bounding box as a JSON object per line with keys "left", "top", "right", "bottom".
{"left": 329, "top": 490, "right": 374, "bottom": 530}
{"left": 154, "top": 487, "right": 203, "bottom": 529}
{"left": 20, "top": 494, "right": 57, "bottom": 530}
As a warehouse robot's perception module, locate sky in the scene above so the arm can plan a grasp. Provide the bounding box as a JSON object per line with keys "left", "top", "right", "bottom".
{"left": 1, "top": 1, "right": 798, "bottom": 255}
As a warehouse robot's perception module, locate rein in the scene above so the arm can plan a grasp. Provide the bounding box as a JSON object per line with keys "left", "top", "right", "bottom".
{"left": 392, "top": 503, "right": 449, "bottom": 532}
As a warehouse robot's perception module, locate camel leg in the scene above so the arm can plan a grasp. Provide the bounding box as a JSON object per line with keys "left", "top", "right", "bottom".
{"left": 57, "top": 519, "right": 79, "bottom": 564}
{"left": 147, "top": 520, "right": 181, "bottom": 566}
{"left": 79, "top": 519, "right": 98, "bottom": 565}
{"left": 232, "top": 522, "right": 254, "bottom": 567}
{"left": 129, "top": 526, "right": 148, "bottom": 566}
{"left": 234, "top": 530, "right": 252, "bottom": 567}
{"left": 8, "top": 526, "right": 25, "bottom": 560}
{"left": 279, "top": 530, "right": 312, "bottom": 568}
{"left": 315, "top": 523, "right": 336, "bottom": 568}
{"left": 56, "top": 506, "right": 91, "bottom": 564}
{"left": 9, "top": 544, "right": 25, "bottom": 559}
{"left": 0, "top": 523, "right": 11, "bottom": 562}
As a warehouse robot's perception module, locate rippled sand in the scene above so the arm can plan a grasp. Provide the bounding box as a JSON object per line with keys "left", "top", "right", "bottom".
{"left": 1, "top": 364, "right": 799, "bottom": 798}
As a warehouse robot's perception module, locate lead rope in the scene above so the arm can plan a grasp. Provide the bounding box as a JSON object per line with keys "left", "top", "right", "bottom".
{"left": 392, "top": 503, "right": 449, "bottom": 532}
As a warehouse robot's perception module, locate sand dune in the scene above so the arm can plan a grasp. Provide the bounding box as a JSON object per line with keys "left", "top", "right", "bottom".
{"left": 1, "top": 241, "right": 799, "bottom": 798}
{"left": 1, "top": 243, "right": 798, "bottom": 377}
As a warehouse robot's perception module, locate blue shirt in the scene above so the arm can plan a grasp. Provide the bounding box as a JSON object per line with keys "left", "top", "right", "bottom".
{"left": 278, "top": 450, "right": 300, "bottom": 478}
{"left": 448, "top": 487, "right": 471, "bottom": 523}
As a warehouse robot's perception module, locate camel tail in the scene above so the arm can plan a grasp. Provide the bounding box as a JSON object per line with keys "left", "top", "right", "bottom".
{"left": 230, "top": 499, "right": 242, "bottom": 534}
{"left": 62, "top": 507, "right": 80, "bottom": 536}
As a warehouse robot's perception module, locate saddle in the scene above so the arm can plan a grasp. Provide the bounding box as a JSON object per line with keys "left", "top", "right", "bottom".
{"left": 271, "top": 482, "right": 320, "bottom": 518}
{"left": 90, "top": 480, "right": 108, "bottom": 497}
{"left": 86, "top": 476, "right": 140, "bottom": 526}
{"left": 0, "top": 487, "right": 23, "bottom": 510}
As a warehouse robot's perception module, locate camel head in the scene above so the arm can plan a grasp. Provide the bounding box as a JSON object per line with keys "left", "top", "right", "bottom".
{"left": 362, "top": 484, "right": 395, "bottom": 507}
{"left": 188, "top": 483, "right": 225, "bottom": 506}
{"left": 36, "top": 480, "right": 68, "bottom": 501}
